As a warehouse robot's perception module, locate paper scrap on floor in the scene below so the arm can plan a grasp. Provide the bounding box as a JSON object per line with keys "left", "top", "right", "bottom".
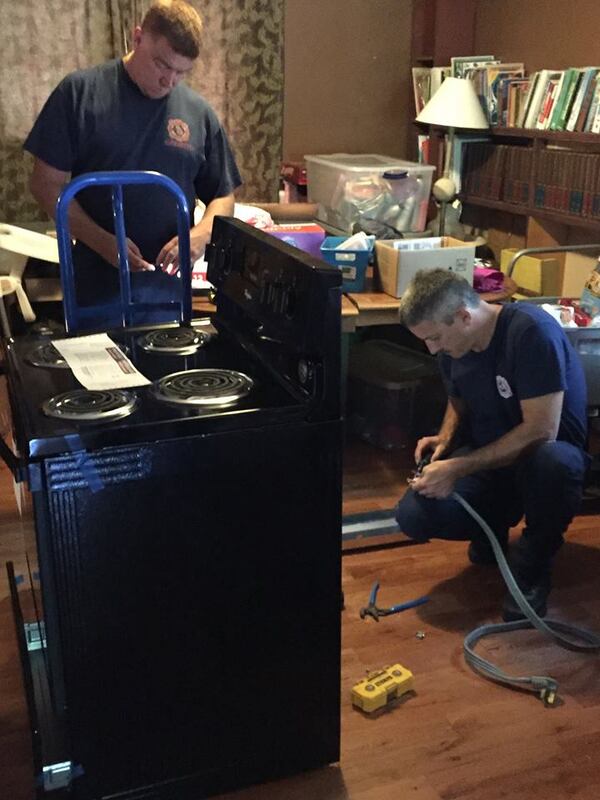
{"left": 53, "top": 334, "right": 151, "bottom": 390}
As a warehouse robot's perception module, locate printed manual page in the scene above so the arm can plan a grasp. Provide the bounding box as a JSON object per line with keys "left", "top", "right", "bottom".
{"left": 53, "top": 334, "right": 151, "bottom": 390}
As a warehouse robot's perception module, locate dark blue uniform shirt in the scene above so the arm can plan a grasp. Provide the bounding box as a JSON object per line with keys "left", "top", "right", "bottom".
{"left": 438, "top": 302, "right": 587, "bottom": 450}
{"left": 24, "top": 59, "right": 242, "bottom": 318}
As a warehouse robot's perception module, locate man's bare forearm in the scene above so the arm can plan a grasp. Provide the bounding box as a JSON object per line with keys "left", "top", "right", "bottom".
{"left": 191, "top": 194, "right": 235, "bottom": 248}
{"left": 448, "top": 391, "right": 563, "bottom": 478}
{"left": 436, "top": 398, "right": 463, "bottom": 453}
{"left": 30, "top": 161, "right": 114, "bottom": 261}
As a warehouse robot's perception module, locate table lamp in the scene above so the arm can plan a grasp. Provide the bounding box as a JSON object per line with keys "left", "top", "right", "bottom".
{"left": 415, "top": 77, "right": 489, "bottom": 236}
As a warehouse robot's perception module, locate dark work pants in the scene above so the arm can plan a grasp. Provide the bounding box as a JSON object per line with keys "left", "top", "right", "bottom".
{"left": 396, "top": 441, "right": 588, "bottom": 569}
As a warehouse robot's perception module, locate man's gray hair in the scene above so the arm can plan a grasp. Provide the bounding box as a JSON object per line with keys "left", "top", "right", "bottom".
{"left": 398, "top": 269, "right": 480, "bottom": 328}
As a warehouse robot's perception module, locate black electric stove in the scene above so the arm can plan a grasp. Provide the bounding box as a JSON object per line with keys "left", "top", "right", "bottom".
{"left": 5, "top": 217, "right": 343, "bottom": 800}
{"left": 8, "top": 318, "right": 311, "bottom": 460}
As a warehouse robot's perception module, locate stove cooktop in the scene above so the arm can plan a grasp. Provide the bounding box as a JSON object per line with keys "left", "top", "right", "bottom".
{"left": 7, "top": 321, "right": 306, "bottom": 460}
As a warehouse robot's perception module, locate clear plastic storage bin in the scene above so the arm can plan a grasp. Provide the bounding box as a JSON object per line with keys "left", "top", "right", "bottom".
{"left": 305, "top": 154, "right": 434, "bottom": 235}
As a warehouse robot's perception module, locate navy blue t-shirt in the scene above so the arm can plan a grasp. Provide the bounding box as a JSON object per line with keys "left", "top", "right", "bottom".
{"left": 438, "top": 303, "right": 587, "bottom": 450}
{"left": 24, "top": 59, "right": 242, "bottom": 313}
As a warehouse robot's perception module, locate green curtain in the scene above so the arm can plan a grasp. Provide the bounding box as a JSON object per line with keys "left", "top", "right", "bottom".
{"left": 0, "top": 0, "right": 283, "bottom": 222}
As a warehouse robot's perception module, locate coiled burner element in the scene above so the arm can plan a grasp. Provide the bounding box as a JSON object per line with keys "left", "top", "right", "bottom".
{"left": 26, "top": 342, "right": 70, "bottom": 369}
{"left": 42, "top": 389, "right": 138, "bottom": 421}
{"left": 137, "top": 327, "right": 208, "bottom": 355}
{"left": 151, "top": 369, "right": 253, "bottom": 407}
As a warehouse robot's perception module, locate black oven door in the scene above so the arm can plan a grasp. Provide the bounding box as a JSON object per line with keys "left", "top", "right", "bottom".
{"left": 30, "top": 419, "right": 341, "bottom": 798}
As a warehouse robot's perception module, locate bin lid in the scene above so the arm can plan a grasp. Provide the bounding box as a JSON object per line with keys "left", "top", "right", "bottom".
{"left": 348, "top": 340, "right": 438, "bottom": 389}
{"left": 304, "top": 154, "right": 429, "bottom": 172}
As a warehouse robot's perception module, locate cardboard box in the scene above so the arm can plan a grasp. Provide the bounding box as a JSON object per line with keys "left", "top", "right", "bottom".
{"left": 500, "top": 248, "right": 595, "bottom": 300}
{"left": 562, "top": 252, "right": 596, "bottom": 298}
{"left": 375, "top": 237, "right": 475, "bottom": 298}
{"left": 263, "top": 223, "right": 325, "bottom": 258}
{"left": 500, "top": 248, "right": 561, "bottom": 297}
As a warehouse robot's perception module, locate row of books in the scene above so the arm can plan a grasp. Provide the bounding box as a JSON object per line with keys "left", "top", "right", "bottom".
{"left": 533, "top": 150, "right": 600, "bottom": 216}
{"left": 517, "top": 67, "right": 600, "bottom": 132}
{"left": 460, "top": 142, "right": 600, "bottom": 218}
{"left": 412, "top": 54, "right": 600, "bottom": 133}
{"left": 412, "top": 55, "right": 525, "bottom": 126}
{"left": 461, "top": 143, "right": 509, "bottom": 201}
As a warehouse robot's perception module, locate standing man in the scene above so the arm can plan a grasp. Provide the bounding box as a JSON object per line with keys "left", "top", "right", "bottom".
{"left": 24, "top": 0, "right": 241, "bottom": 328}
{"left": 396, "top": 269, "right": 588, "bottom": 621}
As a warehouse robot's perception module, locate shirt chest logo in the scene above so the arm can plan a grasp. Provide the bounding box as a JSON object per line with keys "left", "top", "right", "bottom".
{"left": 496, "top": 374, "right": 513, "bottom": 399}
{"left": 166, "top": 118, "right": 193, "bottom": 150}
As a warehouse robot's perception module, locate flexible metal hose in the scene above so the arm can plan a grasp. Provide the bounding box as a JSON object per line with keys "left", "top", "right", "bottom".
{"left": 452, "top": 491, "right": 600, "bottom": 705}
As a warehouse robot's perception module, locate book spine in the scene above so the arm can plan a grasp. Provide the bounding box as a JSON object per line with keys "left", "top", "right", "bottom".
{"left": 534, "top": 149, "right": 546, "bottom": 208}
{"left": 582, "top": 154, "right": 596, "bottom": 217}
{"left": 525, "top": 70, "right": 550, "bottom": 128}
{"left": 591, "top": 94, "right": 600, "bottom": 133}
{"left": 536, "top": 81, "right": 555, "bottom": 129}
{"left": 557, "top": 71, "right": 582, "bottom": 130}
{"left": 518, "top": 72, "right": 538, "bottom": 128}
{"left": 584, "top": 76, "right": 600, "bottom": 130}
{"left": 547, "top": 72, "right": 566, "bottom": 130}
{"left": 548, "top": 150, "right": 555, "bottom": 210}
{"left": 575, "top": 71, "right": 598, "bottom": 130}
{"left": 549, "top": 69, "right": 573, "bottom": 130}
{"left": 592, "top": 157, "right": 600, "bottom": 218}
{"left": 501, "top": 145, "right": 514, "bottom": 202}
{"left": 566, "top": 69, "right": 593, "bottom": 131}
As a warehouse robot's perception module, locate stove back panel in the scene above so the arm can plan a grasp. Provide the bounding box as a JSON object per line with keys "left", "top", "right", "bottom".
{"left": 207, "top": 218, "right": 342, "bottom": 419}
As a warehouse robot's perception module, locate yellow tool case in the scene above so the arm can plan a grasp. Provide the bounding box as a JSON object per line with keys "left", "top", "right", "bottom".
{"left": 351, "top": 663, "right": 414, "bottom": 713}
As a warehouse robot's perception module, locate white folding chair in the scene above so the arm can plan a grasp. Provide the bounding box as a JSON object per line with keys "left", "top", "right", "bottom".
{"left": 0, "top": 223, "right": 60, "bottom": 337}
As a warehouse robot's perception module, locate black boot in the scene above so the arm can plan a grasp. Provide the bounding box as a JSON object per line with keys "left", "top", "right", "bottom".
{"left": 501, "top": 538, "right": 553, "bottom": 622}
{"left": 467, "top": 528, "right": 509, "bottom": 566}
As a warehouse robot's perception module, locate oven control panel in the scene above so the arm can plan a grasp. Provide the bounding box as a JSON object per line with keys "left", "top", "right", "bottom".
{"left": 207, "top": 217, "right": 342, "bottom": 352}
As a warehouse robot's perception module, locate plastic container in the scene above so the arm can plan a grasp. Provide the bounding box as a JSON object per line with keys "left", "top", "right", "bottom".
{"left": 383, "top": 170, "right": 420, "bottom": 202}
{"left": 320, "top": 235, "right": 374, "bottom": 292}
{"left": 347, "top": 340, "right": 446, "bottom": 450}
{"left": 305, "top": 154, "right": 434, "bottom": 234}
{"left": 523, "top": 297, "right": 600, "bottom": 408}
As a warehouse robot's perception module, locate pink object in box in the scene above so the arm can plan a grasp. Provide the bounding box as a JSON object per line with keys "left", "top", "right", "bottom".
{"left": 263, "top": 223, "right": 326, "bottom": 258}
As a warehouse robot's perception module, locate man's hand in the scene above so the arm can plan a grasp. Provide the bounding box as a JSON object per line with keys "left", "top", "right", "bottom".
{"left": 102, "top": 236, "right": 155, "bottom": 272}
{"left": 410, "top": 457, "right": 464, "bottom": 499}
{"left": 414, "top": 435, "right": 447, "bottom": 465}
{"left": 156, "top": 230, "right": 209, "bottom": 275}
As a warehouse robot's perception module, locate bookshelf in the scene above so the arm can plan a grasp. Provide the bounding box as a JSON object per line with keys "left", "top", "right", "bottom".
{"left": 409, "top": 0, "right": 476, "bottom": 159}
{"left": 458, "top": 128, "right": 600, "bottom": 233}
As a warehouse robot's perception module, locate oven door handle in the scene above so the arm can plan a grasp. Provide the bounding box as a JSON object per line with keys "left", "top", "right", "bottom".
{"left": 0, "top": 435, "right": 25, "bottom": 481}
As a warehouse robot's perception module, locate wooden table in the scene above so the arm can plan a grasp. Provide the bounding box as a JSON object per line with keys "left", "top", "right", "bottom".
{"left": 192, "top": 294, "right": 216, "bottom": 317}
{"left": 193, "top": 276, "right": 517, "bottom": 331}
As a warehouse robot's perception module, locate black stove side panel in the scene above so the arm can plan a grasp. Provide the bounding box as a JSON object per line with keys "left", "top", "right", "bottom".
{"left": 35, "top": 421, "right": 342, "bottom": 799}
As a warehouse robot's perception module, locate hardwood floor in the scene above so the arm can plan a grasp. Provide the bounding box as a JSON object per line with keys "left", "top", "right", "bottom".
{"left": 2, "top": 441, "right": 600, "bottom": 800}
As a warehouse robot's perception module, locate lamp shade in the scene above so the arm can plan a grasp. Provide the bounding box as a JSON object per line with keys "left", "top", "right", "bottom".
{"left": 415, "top": 77, "right": 489, "bottom": 129}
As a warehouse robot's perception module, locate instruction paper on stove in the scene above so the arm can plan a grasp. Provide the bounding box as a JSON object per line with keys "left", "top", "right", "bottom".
{"left": 53, "top": 334, "right": 151, "bottom": 390}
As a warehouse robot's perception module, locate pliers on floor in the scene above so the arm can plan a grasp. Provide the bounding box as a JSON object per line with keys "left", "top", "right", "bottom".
{"left": 360, "top": 581, "right": 429, "bottom": 622}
